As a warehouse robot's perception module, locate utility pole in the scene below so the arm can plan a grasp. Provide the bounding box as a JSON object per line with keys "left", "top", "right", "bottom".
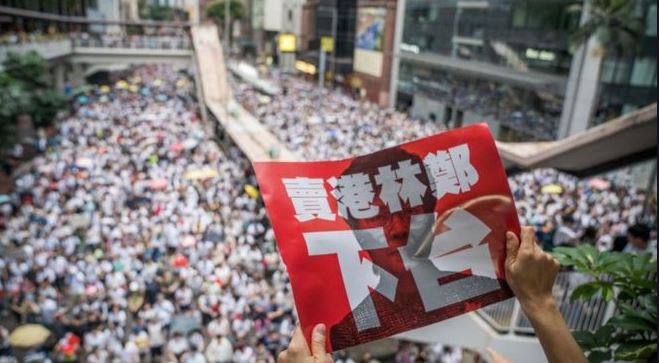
{"left": 318, "top": 46, "right": 326, "bottom": 89}
{"left": 389, "top": 0, "right": 406, "bottom": 110}
{"left": 330, "top": 6, "right": 337, "bottom": 86}
{"left": 224, "top": 0, "right": 230, "bottom": 49}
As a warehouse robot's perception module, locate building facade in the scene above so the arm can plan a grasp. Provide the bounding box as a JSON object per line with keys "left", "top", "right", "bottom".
{"left": 297, "top": 0, "right": 358, "bottom": 84}
{"left": 392, "top": 0, "right": 657, "bottom": 141}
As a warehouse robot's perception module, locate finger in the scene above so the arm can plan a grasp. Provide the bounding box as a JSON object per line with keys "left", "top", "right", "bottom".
{"left": 520, "top": 226, "right": 536, "bottom": 252}
{"left": 288, "top": 325, "right": 310, "bottom": 355}
{"left": 325, "top": 353, "right": 334, "bottom": 363}
{"left": 310, "top": 323, "right": 328, "bottom": 359}
{"left": 486, "top": 348, "right": 512, "bottom": 363}
{"left": 504, "top": 231, "right": 520, "bottom": 266}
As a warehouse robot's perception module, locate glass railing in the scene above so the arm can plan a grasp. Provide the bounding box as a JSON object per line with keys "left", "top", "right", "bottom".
{"left": 477, "top": 271, "right": 614, "bottom": 335}
{"left": 71, "top": 34, "right": 192, "bottom": 50}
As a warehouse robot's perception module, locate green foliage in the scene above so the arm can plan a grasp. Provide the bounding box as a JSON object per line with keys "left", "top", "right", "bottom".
{"left": 138, "top": 0, "right": 177, "bottom": 21}
{"left": 206, "top": 0, "right": 245, "bottom": 24}
{"left": 569, "top": 0, "right": 643, "bottom": 56}
{"left": 0, "top": 51, "right": 66, "bottom": 152}
{"left": 552, "top": 245, "right": 657, "bottom": 362}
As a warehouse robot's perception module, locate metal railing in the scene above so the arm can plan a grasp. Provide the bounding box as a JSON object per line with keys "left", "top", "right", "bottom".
{"left": 71, "top": 35, "right": 191, "bottom": 50}
{"left": 477, "top": 272, "right": 614, "bottom": 335}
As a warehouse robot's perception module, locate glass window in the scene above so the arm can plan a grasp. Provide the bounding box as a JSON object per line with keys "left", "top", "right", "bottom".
{"left": 600, "top": 57, "right": 617, "bottom": 83}
{"left": 630, "top": 57, "right": 657, "bottom": 86}
{"left": 512, "top": 2, "right": 527, "bottom": 28}
{"left": 646, "top": 4, "right": 657, "bottom": 36}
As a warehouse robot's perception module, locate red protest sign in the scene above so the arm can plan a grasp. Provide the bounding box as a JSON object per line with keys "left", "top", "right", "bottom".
{"left": 253, "top": 123, "right": 520, "bottom": 351}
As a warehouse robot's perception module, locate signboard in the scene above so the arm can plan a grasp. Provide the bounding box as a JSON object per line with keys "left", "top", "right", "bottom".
{"left": 278, "top": 33, "right": 297, "bottom": 53}
{"left": 253, "top": 124, "right": 520, "bottom": 351}
{"left": 354, "top": 7, "right": 386, "bottom": 77}
{"left": 321, "top": 36, "right": 335, "bottom": 53}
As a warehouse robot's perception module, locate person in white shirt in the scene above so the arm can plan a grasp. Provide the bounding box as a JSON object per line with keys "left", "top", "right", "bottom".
{"left": 122, "top": 339, "right": 140, "bottom": 363}
{"left": 166, "top": 332, "right": 189, "bottom": 362}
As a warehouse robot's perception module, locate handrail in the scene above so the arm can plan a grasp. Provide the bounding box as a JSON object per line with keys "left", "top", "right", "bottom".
{"left": 0, "top": 5, "right": 192, "bottom": 27}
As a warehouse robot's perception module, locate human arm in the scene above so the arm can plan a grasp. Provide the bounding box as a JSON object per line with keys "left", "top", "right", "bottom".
{"left": 505, "top": 227, "right": 588, "bottom": 363}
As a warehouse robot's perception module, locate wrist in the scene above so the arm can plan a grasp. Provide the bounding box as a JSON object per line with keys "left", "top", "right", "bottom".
{"left": 518, "top": 295, "right": 558, "bottom": 320}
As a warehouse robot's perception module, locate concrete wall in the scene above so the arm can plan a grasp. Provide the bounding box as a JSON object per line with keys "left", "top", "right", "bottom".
{"left": 0, "top": 39, "right": 72, "bottom": 66}
{"left": 411, "top": 93, "right": 501, "bottom": 136}
{"left": 264, "top": 0, "right": 284, "bottom": 31}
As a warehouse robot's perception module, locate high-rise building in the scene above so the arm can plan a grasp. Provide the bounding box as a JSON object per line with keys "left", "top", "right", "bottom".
{"left": 297, "top": 0, "right": 358, "bottom": 84}
{"left": 390, "top": 0, "right": 657, "bottom": 141}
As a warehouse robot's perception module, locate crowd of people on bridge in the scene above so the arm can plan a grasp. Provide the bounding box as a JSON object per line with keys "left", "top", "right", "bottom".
{"left": 231, "top": 70, "right": 443, "bottom": 161}
{"left": 0, "top": 60, "right": 655, "bottom": 363}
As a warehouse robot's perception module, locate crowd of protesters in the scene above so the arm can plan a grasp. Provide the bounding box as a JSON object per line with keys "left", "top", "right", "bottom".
{"left": 0, "top": 61, "right": 655, "bottom": 363}
{"left": 0, "top": 65, "right": 293, "bottom": 362}
{"left": 231, "top": 70, "right": 443, "bottom": 161}
{"left": 232, "top": 67, "right": 657, "bottom": 254}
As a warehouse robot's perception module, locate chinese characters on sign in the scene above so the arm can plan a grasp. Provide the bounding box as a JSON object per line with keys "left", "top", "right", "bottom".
{"left": 284, "top": 143, "right": 479, "bottom": 222}
{"left": 254, "top": 124, "right": 520, "bottom": 351}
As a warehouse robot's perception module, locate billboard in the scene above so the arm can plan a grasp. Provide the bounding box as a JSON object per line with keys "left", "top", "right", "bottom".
{"left": 278, "top": 33, "right": 297, "bottom": 52}
{"left": 354, "top": 7, "right": 386, "bottom": 77}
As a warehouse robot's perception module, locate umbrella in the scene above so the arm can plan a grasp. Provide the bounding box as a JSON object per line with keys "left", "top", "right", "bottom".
{"left": 115, "top": 80, "right": 128, "bottom": 89}
{"left": 182, "top": 138, "right": 199, "bottom": 150}
{"left": 588, "top": 178, "right": 611, "bottom": 191}
{"left": 170, "top": 314, "right": 200, "bottom": 334}
{"left": 244, "top": 184, "right": 259, "bottom": 199}
{"left": 77, "top": 95, "right": 89, "bottom": 105}
{"left": 99, "top": 85, "right": 111, "bottom": 94}
{"left": 0, "top": 194, "right": 10, "bottom": 204}
{"left": 184, "top": 168, "right": 218, "bottom": 180}
{"left": 541, "top": 184, "right": 563, "bottom": 194}
{"left": 72, "top": 84, "right": 95, "bottom": 96}
{"left": 9, "top": 324, "right": 51, "bottom": 348}
{"left": 75, "top": 157, "right": 93, "bottom": 169}
{"left": 172, "top": 255, "right": 189, "bottom": 268}
{"left": 170, "top": 143, "right": 183, "bottom": 152}
{"left": 149, "top": 178, "right": 168, "bottom": 190}
{"left": 182, "top": 235, "right": 196, "bottom": 247}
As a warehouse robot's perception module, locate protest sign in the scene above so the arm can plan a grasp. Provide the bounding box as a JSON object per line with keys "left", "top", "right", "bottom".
{"left": 253, "top": 123, "right": 520, "bottom": 351}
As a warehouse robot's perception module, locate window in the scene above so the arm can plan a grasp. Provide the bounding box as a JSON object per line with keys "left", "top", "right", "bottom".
{"left": 512, "top": 2, "right": 527, "bottom": 28}
{"left": 601, "top": 56, "right": 633, "bottom": 85}
{"left": 630, "top": 57, "right": 657, "bottom": 86}
{"left": 646, "top": 4, "right": 657, "bottom": 36}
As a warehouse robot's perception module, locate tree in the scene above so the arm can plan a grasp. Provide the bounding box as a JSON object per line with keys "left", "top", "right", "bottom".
{"left": 0, "top": 51, "right": 67, "bottom": 153}
{"left": 558, "top": 0, "right": 643, "bottom": 137}
{"left": 206, "top": 0, "right": 245, "bottom": 45}
{"left": 552, "top": 245, "right": 657, "bottom": 363}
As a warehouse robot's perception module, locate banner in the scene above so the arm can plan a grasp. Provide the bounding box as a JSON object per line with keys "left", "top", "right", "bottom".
{"left": 354, "top": 7, "right": 386, "bottom": 77}
{"left": 253, "top": 124, "right": 520, "bottom": 351}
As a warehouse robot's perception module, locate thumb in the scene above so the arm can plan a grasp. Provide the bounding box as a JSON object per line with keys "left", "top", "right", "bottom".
{"left": 505, "top": 231, "right": 520, "bottom": 267}
{"left": 310, "top": 323, "right": 328, "bottom": 359}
